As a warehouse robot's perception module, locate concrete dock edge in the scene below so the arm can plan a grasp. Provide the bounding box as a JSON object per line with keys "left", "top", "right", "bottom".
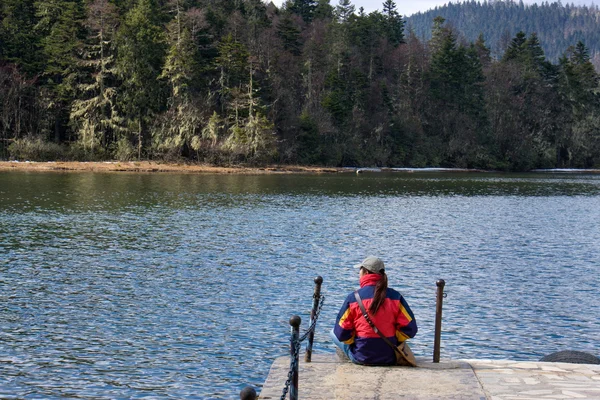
{"left": 258, "top": 354, "right": 600, "bottom": 399}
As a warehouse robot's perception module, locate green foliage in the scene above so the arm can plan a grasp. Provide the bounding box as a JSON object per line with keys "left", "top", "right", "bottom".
{"left": 161, "top": 28, "right": 197, "bottom": 100}
{"left": 8, "top": 136, "right": 66, "bottom": 160}
{"left": 314, "top": 0, "right": 334, "bottom": 20}
{"left": 382, "top": 0, "right": 404, "bottom": 46}
{"left": 115, "top": 0, "right": 165, "bottom": 159}
{"left": 152, "top": 2, "right": 203, "bottom": 159}
{"left": 70, "top": 0, "right": 121, "bottom": 156}
{"left": 277, "top": 14, "right": 302, "bottom": 56}
{"left": 296, "top": 111, "right": 322, "bottom": 164}
{"left": 2, "top": 0, "right": 600, "bottom": 170}
{"left": 334, "top": 0, "right": 354, "bottom": 23}
{"left": 111, "top": 136, "right": 136, "bottom": 161}
{"left": 202, "top": 111, "right": 223, "bottom": 146}
{"left": 555, "top": 40, "right": 600, "bottom": 167}
{"left": 215, "top": 34, "right": 250, "bottom": 92}
{"left": 408, "top": 0, "right": 600, "bottom": 68}
{"left": 1, "top": 0, "right": 41, "bottom": 75}
{"left": 36, "top": 0, "right": 86, "bottom": 102}
{"left": 288, "top": 0, "right": 317, "bottom": 23}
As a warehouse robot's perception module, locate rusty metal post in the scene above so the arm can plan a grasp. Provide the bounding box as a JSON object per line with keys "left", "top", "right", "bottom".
{"left": 433, "top": 279, "right": 446, "bottom": 363}
{"left": 290, "top": 315, "right": 301, "bottom": 400}
{"left": 305, "top": 276, "right": 323, "bottom": 362}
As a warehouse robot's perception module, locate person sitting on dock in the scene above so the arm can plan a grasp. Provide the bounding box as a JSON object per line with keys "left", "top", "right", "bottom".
{"left": 331, "top": 256, "right": 418, "bottom": 365}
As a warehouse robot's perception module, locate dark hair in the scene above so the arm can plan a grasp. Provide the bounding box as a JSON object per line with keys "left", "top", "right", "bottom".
{"left": 362, "top": 267, "right": 388, "bottom": 314}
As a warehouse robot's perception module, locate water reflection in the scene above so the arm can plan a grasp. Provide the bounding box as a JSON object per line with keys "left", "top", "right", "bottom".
{"left": 1, "top": 171, "right": 599, "bottom": 399}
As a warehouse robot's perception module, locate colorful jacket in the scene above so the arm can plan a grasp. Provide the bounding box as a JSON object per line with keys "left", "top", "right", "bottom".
{"left": 333, "top": 274, "right": 418, "bottom": 365}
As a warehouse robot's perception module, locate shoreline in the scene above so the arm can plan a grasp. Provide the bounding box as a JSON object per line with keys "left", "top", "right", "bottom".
{"left": 1, "top": 161, "right": 599, "bottom": 175}
{"left": 0, "top": 161, "right": 345, "bottom": 174}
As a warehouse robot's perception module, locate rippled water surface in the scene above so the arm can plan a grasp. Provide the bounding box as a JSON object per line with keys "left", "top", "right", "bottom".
{"left": 1, "top": 171, "right": 599, "bottom": 399}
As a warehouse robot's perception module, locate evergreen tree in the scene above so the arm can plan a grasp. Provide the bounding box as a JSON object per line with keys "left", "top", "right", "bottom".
{"left": 1, "top": 0, "right": 41, "bottom": 75}
{"left": 115, "top": 0, "right": 165, "bottom": 160}
{"left": 215, "top": 33, "right": 250, "bottom": 117}
{"left": 473, "top": 33, "right": 492, "bottom": 67}
{"left": 277, "top": 13, "right": 302, "bottom": 56}
{"left": 314, "top": 0, "right": 334, "bottom": 20}
{"left": 201, "top": 111, "right": 223, "bottom": 148}
{"left": 3, "top": 0, "right": 600, "bottom": 169}
{"left": 334, "top": 0, "right": 354, "bottom": 23}
{"left": 70, "top": 0, "right": 121, "bottom": 157}
{"left": 382, "top": 0, "right": 404, "bottom": 46}
{"left": 35, "top": 0, "right": 86, "bottom": 142}
{"left": 289, "top": 0, "right": 317, "bottom": 23}
{"left": 161, "top": 0, "right": 198, "bottom": 101}
{"left": 427, "top": 17, "right": 487, "bottom": 166}
{"left": 503, "top": 31, "right": 526, "bottom": 61}
{"left": 153, "top": 0, "right": 202, "bottom": 159}
{"left": 525, "top": 32, "right": 553, "bottom": 78}
{"left": 406, "top": 0, "right": 600, "bottom": 69}
{"left": 556, "top": 40, "right": 600, "bottom": 167}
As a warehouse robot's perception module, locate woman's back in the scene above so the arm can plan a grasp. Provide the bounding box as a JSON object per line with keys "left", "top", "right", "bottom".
{"left": 332, "top": 257, "right": 417, "bottom": 366}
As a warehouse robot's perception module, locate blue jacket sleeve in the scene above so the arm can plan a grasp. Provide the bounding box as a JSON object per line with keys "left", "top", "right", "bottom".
{"left": 395, "top": 296, "right": 418, "bottom": 341}
{"left": 333, "top": 294, "right": 356, "bottom": 344}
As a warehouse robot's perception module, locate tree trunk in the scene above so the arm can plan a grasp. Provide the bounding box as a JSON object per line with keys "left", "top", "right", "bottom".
{"left": 138, "top": 118, "right": 142, "bottom": 160}
{"left": 55, "top": 110, "right": 61, "bottom": 143}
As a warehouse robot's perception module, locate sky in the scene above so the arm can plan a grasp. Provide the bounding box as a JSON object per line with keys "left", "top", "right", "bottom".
{"left": 270, "top": 0, "right": 597, "bottom": 17}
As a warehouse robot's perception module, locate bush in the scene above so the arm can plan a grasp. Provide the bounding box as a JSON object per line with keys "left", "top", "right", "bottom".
{"left": 111, "top": 137, "right": 136, "bottom": 161}
{"left": 8, "top": 137, "right": 66, "bottom": 161}
{"left": 67, "top": 142, "right": 109, "bottom": 161}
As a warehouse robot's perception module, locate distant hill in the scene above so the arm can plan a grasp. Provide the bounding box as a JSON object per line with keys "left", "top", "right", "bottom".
{"left": 406, "top": 0, "right": 600, "bottom": 69}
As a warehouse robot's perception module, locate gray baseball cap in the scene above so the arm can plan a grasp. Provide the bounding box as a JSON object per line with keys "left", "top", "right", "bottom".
{"left": 355, "top": 256, "right": 385, "bottom": 273}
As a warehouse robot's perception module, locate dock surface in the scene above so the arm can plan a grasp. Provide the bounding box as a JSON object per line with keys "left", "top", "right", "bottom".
{"left": 259, "top": 354, "right": 600, "bottom": 399}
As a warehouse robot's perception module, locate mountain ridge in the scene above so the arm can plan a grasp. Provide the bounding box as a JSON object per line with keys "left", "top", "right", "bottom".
{"left": 406, "top": 0, "right": 600, "bottom": 69}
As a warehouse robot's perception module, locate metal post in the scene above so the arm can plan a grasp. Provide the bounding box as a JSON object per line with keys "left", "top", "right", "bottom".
{"left": 239, "top": 386, "right": 257, "bottom": 400}
{"left": 290, "top": 315, "right": 301, "bottom": 400}
{"left": 305, "top": 276, "right": 323, "bottom": 363}
{"left": 433, "top": 279, "right": 446, "bottom": 363}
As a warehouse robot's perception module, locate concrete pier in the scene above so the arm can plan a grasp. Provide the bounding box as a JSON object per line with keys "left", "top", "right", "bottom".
{"left": 258, "top": 354, "right": 600, "bottom": 399}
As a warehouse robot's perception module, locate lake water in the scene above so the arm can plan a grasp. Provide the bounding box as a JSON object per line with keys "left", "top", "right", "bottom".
{"left": 1, "top": 171, "right": 599, "bottom": 399}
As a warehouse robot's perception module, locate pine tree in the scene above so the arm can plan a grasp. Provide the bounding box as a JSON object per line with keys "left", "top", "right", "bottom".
{"left": 277, "top": 14, "right": 301, "bottom": 56}
{"left": 115, "top": 0, "right": 165, "bottom": 160}
{"left": 201, "top": 111, "right": 223, "bottom": 148}
{"left": 428, "top": 19, "right": 459, "bottom": 105}
{"left": 473, "top": 33, "right": 492, "bottom": 67}
{"left": 382, "top": 0, "right": 404, "bottom": 46}
{"left": 427, "top": 16, "right": 488, "bottom": 166}
{"left": 215, "top": 33, "right": 250, "bottom": 116}
{"left": 556, "top": 40, "right": 600, "bottom": 167}
{"left": 153, "top": 0, "right": 202, "bottom": 159}
{"left": 525, "top": 33, "right": 552, "bottom": 77}
{"left": 314, "top": 0, "right": 334, "bottom": 20}
{"left": 429, "top": 16, "right": 448, "bottom": 55}
{"left": 334, "top": 0, "right": 354, "bottom": 23}
{"left": 70, "top": 0, "right": 121, "bottom": 156}
{"left": 1, "top": 0, "right": 41, "bottom": 75}
{"left": 161, "top": 0, "right": 198, "bottom": 101}
{"left": 502, "top": 31, "right": 527, "bottom": 62}
{"left": 35, "top": 0, "right": 86, "bottom": 142}
{"left": 289, "top": 0, "right": 317, "bottom": 23}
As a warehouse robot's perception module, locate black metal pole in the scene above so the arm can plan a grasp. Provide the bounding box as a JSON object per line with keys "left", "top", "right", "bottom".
{"left": 305, "top": 276, "right": 323, "bottom": 363}
{"left": 239, "top": 386, "right": 257, "bottom": 400}
{"left": 433, "top": 279, "right": 445, "bottom": 363}
{"left": 290, "top": 315, "right": 301, "bottom": 400}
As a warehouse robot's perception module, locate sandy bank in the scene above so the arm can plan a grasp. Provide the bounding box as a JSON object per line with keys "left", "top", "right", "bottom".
{"left": 0, "top": 161, "right": 346, "bottom": 175}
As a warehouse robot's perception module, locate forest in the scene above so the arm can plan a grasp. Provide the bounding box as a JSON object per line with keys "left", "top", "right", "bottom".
{"left": 408, "top": 0, "right": 600, "bottom": 68}
{"left": 1, "top": 0, "right": 599, "bottom": 170}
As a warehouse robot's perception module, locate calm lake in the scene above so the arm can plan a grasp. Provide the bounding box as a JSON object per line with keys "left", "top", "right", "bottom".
{"left": 1, "top": 171, "right": 599, "bottom": 399}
